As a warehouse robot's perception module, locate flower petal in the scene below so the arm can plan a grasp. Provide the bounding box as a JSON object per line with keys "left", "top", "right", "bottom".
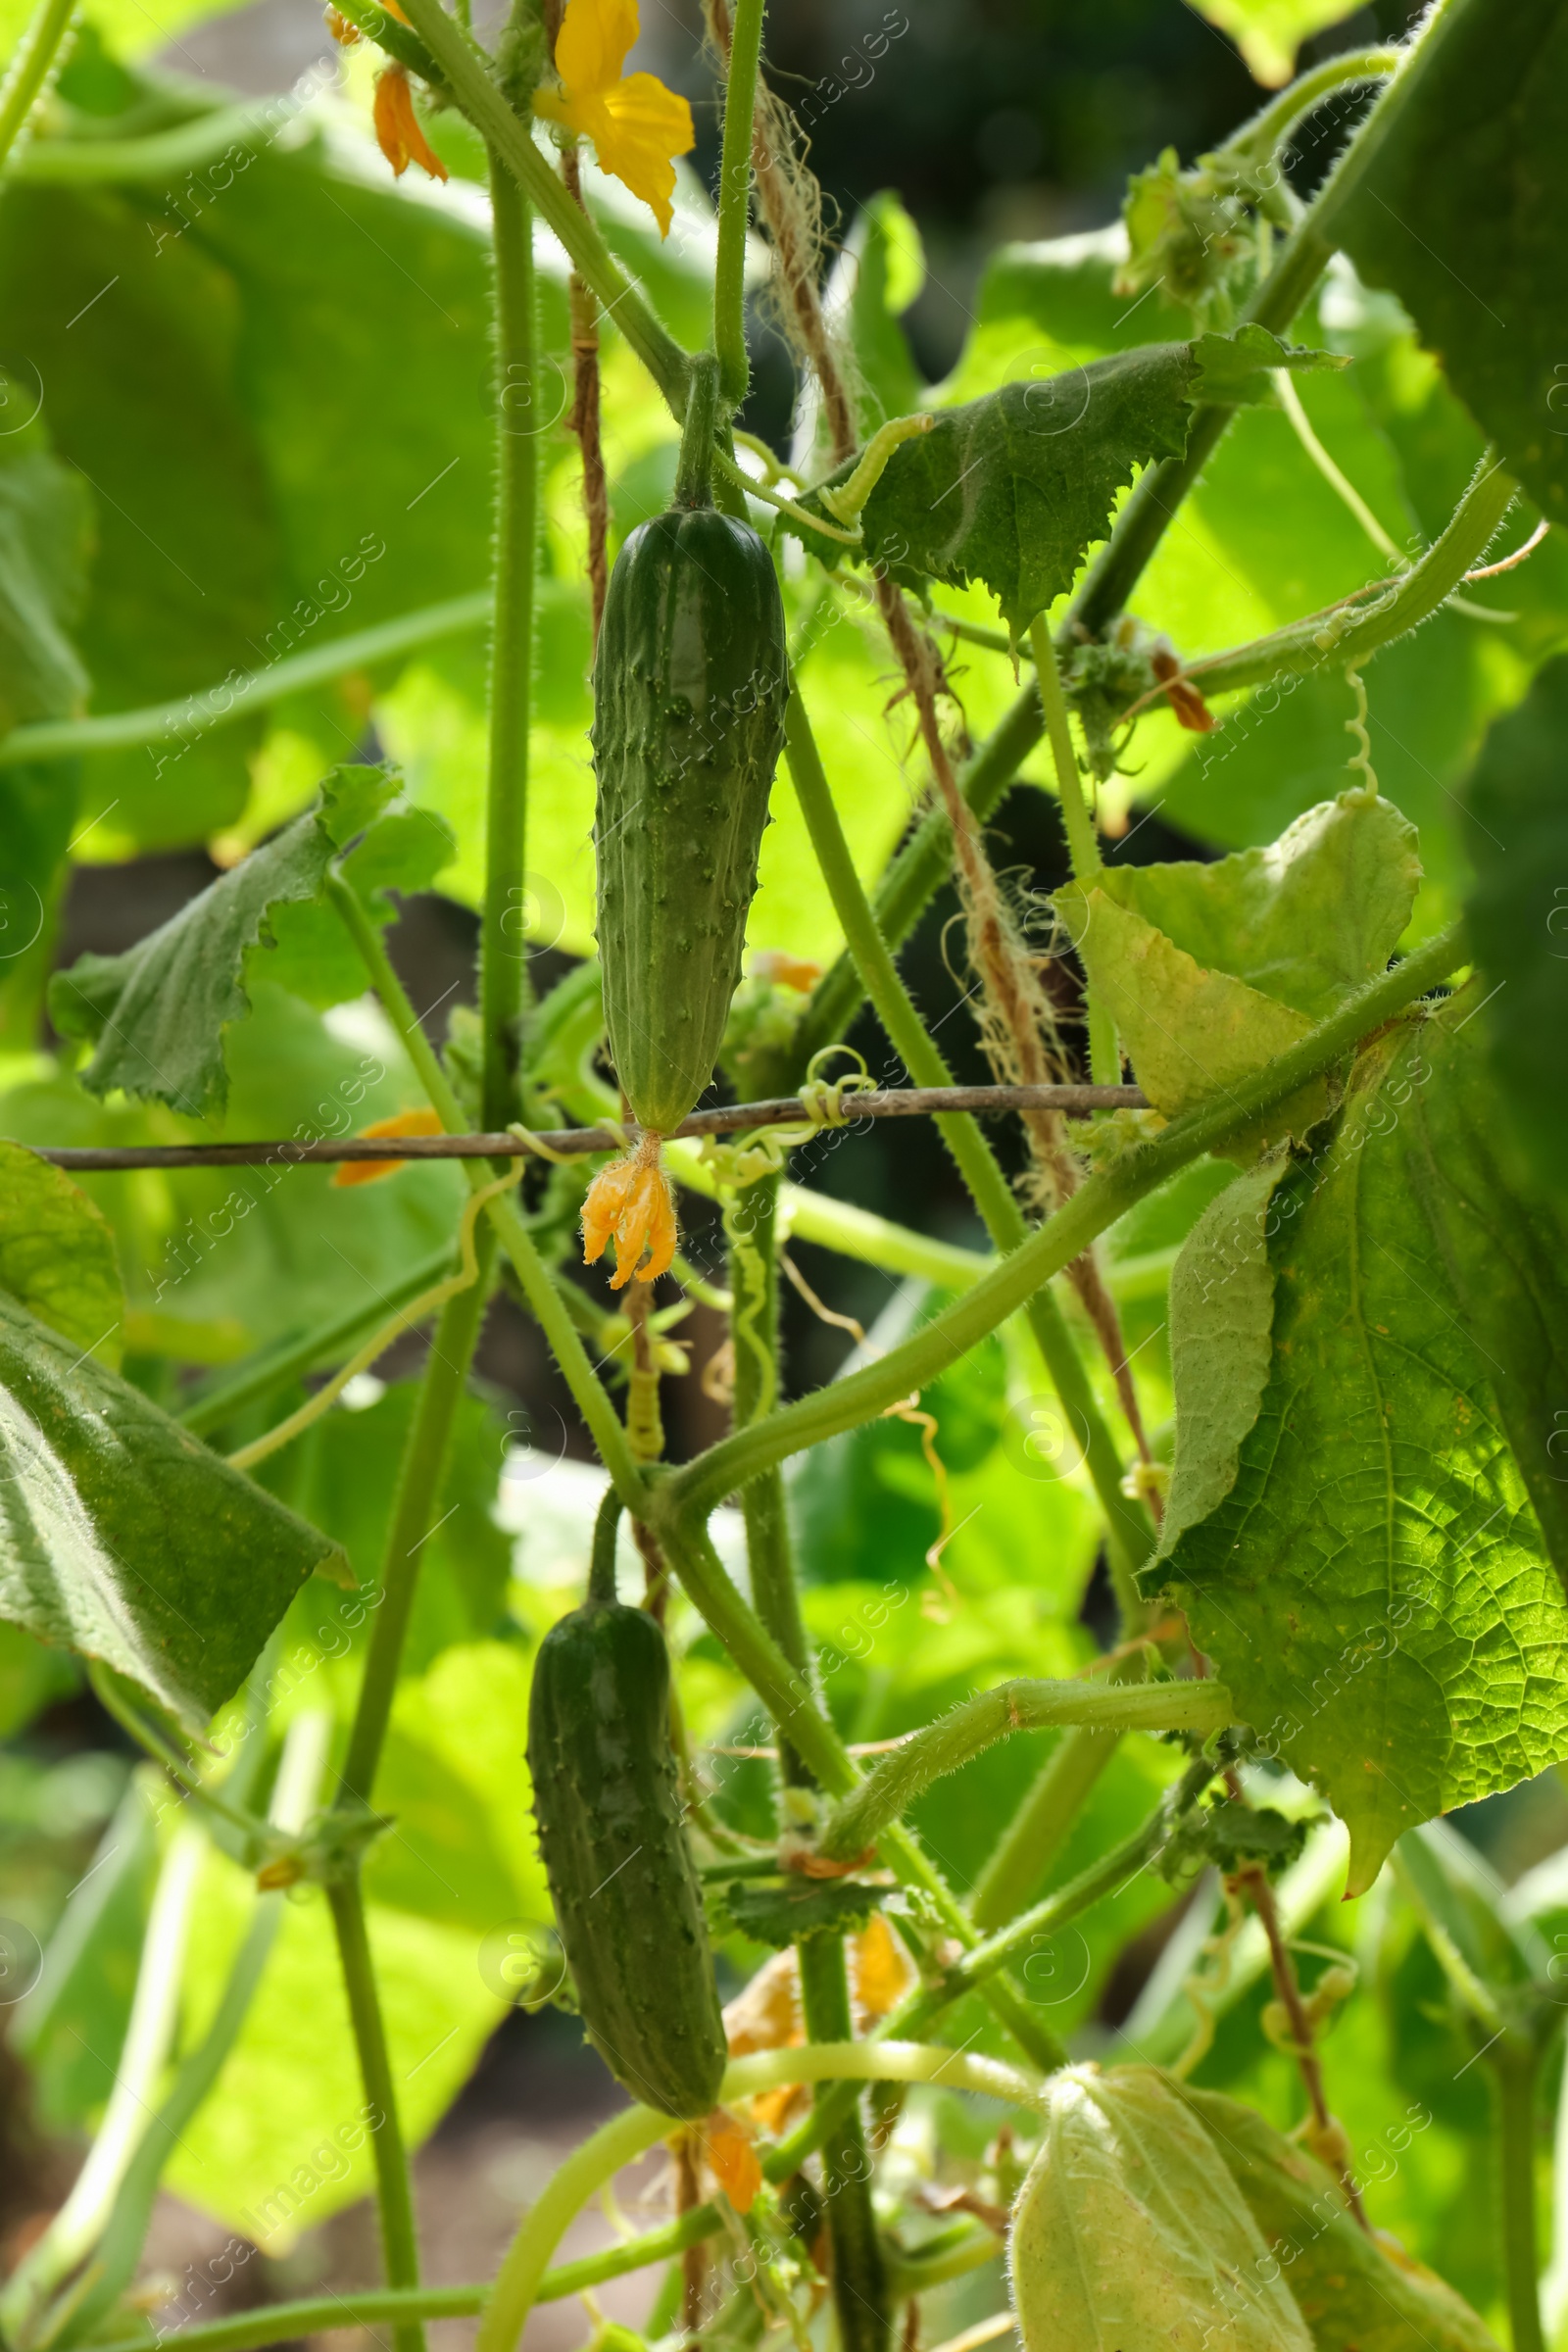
{"left": 371, "top": 66, "right": 448, "bottom": 182}
{"left": 555, "top": 0, "right": 640, "bottom": 102}
{"left": 331, "top": 1106, "right": 444, "bottom": 1188}
{"left": 594, "top": 72, "right": 694, "bottom": 236}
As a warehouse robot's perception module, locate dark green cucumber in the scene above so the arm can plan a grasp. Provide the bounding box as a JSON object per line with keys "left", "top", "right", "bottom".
{"left": 592, "top": 356, "right": 789, "bottom": 1136}
{"left": 526, "top": 1490, "right": 727, "bottom": 2119}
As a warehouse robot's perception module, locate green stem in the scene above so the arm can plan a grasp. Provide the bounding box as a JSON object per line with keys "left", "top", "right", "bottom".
{"left": 0, "top": 592, "right": 490, "bottom": 770}
{"left": 668, "top": 1143, "right": 991, "bottom": 1292}
{"left": 328, "top": 876, "right": 645, "bottom": 1504}
{"left": 392, "top": 0, "right": 690, "bottom": 416}
{"left": 671, "top": 920, "right": 1466, "bottom": 1519}
{"left": 339, "top": 1247, "right": 494, "bottom": 1804}
{"left": 675, "top": 350, "right": 721, "bottom": 505}
{"left": 481, "top": 156, "right": 538, "bottom": 1132}
{"left": 796, "top": 1939, "right": 890, "bottom": 2352}
{"left": 1225, "top": 44, "right": 1400, "bottom": 162}
{"left": 67, "top": 1716, "right": 333, "bottom": 2339}
{"left": 783, "top": 687, "right": 1153, "bottom": 1580}
{"left": 968, "top": 1725, "right": 1121, "bottom": 1931}
{"left": 1072, "top": 0, "right": 1470, "bottom": 639}
{"left": 11, "top": 96, "right": 283, "bottom": 182}
{"left": 1493, "top": 2041, "right": 1547, "bottom": 2352}
{"left": 89, "top": 2209, "right": 730, "bottom": 2352}
{"left": 1175, "top": 455, "right": 1517, "bottom": 703}
{"left": 0, "top": 0, "right": 74, "bottom": 173}
{"left": 0, "top": 1823, "right": 204, "bottom": 2347}
{"left": 325, "top": 1881, "right": 426, "bottom": 2352}
{"left": 659, "top": 1515, "right": 1065, "bottom": 2075}
{"left": 765, "top": 1758, "right": 1217, "bottom": 2181}
{"left": 1029, "top": 615, "right": 1119, "bottom": 1087}
{"left": 817, "top": 1678, "right": 1233, "bottom": 1862}
{"left": 712, "top": 0, "right": 764, "bottom": 409}
{"left": 179, "top": 1246, "right": 457, "bottom": 1436}
{"left": 479, "top": 2044, "right": 1038, "bottom": 2352}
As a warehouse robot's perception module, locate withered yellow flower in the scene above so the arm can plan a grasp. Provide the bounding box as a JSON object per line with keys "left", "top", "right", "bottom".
{"left": 331, "top": 1107, "right": 445, "bottom": 1189}
{"left": 581, "top": 1136, "right": 677, "bottom": 1289}
{"left": 533, "top": 0, "right": 694, "bottom": 238}
{"left": 373, "top": 64, "right": 449, "bottom": 183}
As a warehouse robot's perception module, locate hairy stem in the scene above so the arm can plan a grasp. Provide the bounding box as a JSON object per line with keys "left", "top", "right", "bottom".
{"left": 481, "top": 155, "right": 538, "bottom": 1130}
{"left": 0, "top": 0, "right": 75, "bottom": 172}
{"left": 797, "top": 1940, "right": 890, "bottom": 2352}
{"left": 782, "top": 686, "right": 1154, "bottom": 1586}
{"left": 818, "top": 1679, "right": 1233, "bottom": 1863}
{"left": 326, "top": 1881, "right": 426, "bottom": 2352}
{"left": 670, "top": 921, "right": 1467, "bottom": 1518}
{"left": 968, "top": 1725, "right": 1122, "bottom": 1931}
{"left": 712, "top": 0, "right": 764, "bottom": 408}
{"left": 0, "top": 593, "right": 491, "bottom": 768}
{"left": 328, "top": 876, "right": 645, "bottom": 1502}
{"left": 339, "top": 1251, "right": 493, "bottom": 1803}
{"left": 393, "top": 0, "right": 690, "bottom": 414}
{"left": 1494, "top": 2040, "right": 1547, "bottom": 2352}
{"left": 1030, "top": 615, "right": 1120, "bottom": 1089}
{"left": 1225, "top": 44, "right": 1400, "bottom": 162}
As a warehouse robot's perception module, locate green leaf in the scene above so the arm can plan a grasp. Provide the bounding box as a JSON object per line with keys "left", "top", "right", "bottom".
{"left": 1185, "top": 0, "right": 1365, "bottom": 87}
{"left": 1012, "top": 2064, "right": 1313, "bottom": 2352}
{"left": 1160, "top": 1156, "right": 1290, "bottom": 1559}
{"left": 1058, "top": 790, "right": 1417, "bottom": 1139}
{"left": 1338, "top": 0, "right": 1568, "bottom": 526}
{"left": 0, "top": 412, "right": 92, "bottom": 736}
{"left": 0, "top": 1292, "right": 342, "bottom": 1724}
{"left": 1055, "top": 883, "right": 1325, "bottom": 1138}
{"left": 1154, "top": 1005, "right": 1568, "bottom": 1894}
{"left": 715, "top": 1877, "right": 891, "bottom": 1948}
{"left": 839, "top": 191, "right": 926, "bottom": 435}
{"left": 805, "top": 331, "right": 1335, "bottom": 636}
{"left": 0, "top": 1141, "right": 122, "bottom": 1367}
{"left": 1182, "top": 2082, "right": 1501, "bottom": 2352}
{"left": 47, "top": 763, "right": 450, "bottom": 1116}
{"left": 1461, "top": 651, "right": 1568, "bottom": 1194}
{"left": 1092, "top": 792, "right": 1422, "bottom": 1019}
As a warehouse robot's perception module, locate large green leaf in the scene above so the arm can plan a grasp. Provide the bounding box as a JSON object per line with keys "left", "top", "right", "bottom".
{"left": 0, "top": 416, "right": 91, "bottom": 737}
{"left": 805, "top": 329, "right": 1339, "bottom": 635}
{"left": 1012, "top": 2065, "right": 1312, "bottom": 2352}
{"left": 0, "top": 1293, "right": 341, "bottom": 1724}
{"left": 1153, "top": 1003, "right": 1568, "bottom": 1893}
{"left": 1159, "top": 1157, "right": 1289, "bottom": 1559}
{"left": 0, "top": 1141, "right": 122, "bottom": 1368}
{"left": 1183, "top": 2083, "right": 1501, "bottom": 2352}
{"left": 1461, "top": 652, "right": 1568, "bottom": 1193}
{"left": 1338, "top": 0, "right": 1568, "bottom": 527}
{"left": 48, "top": 763, "right": 451, "bottom": 1116}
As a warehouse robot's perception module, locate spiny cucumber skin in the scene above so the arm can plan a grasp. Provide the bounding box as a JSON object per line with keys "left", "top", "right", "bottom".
{"left": 593, "top": 506, "right": 789, "bottom": 1136}
{"left": 527, "top": 1596, "right": 727, "bottom": 2120}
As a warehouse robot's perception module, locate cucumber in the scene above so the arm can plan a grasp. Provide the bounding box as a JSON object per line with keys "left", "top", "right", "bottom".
{"left": 592, "top": 355, "right": 789, "bottom": 1136}
{"left": 527, "top": 1489, "right": 727, "bottom": 2119}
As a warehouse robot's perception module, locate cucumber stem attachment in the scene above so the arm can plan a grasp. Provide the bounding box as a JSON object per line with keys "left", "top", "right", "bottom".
{"left": 589, "top": 1486, "right": 624, "bottom": 1606}
{"left": 674, "top": 353, "right": 721, "bottom": 508}
{"left": 817, "top": 412, "right": 933, "bottom": 525}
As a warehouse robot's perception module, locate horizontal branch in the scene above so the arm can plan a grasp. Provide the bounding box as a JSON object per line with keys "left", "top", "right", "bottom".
{"left": 816, "top": 1677, "right": 1234, "bottom": 1861}
{"left": 0, "top": 593, "right": 491, "bottom": 769}
{"left": 665, "top": 920, "right": 1467, "bottom": 1522}
{"left": 27, "top": 1084, "right": 1148, "bottom": 1172}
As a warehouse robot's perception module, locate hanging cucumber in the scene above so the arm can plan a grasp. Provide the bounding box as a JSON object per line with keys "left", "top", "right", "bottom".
{"left": 582, "top": 355, "right": 789, "bottom": 1291}
{"left": 526, "top": 1489, "right": 728, "bottom": 2119}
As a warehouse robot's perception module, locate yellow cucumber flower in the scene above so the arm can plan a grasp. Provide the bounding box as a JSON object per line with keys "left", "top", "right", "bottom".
{"left": 533, "top": 0, "right": 694, "bottom": 238}
{"left": 581, "top": 1136, "right": 677, "bottom": 1289}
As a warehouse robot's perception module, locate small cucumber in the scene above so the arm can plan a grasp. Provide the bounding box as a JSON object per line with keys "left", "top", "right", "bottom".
{"left": 526, "top": 1490, "right": 727, "bottom": 2119}
{"left": 592, "top": 356, "right": 789, "bottom": 1136}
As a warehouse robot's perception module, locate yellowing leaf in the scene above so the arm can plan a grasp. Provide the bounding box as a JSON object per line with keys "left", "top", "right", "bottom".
{"left": 1185, "top": 0, "right": 1364, "bottom": 87}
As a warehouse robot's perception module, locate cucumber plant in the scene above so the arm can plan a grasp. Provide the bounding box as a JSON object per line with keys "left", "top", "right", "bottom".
{"left": 0, "top": 1, "right": 1565, "bottom": 2352}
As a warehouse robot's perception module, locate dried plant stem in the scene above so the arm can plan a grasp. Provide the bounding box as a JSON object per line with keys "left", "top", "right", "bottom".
{"left": 875, "top": 578, "right": 1156, "bottom": 1487}
{"left": 562, "top": 148, "right": 610, "bottom": 644}
{"left": 1233, "top": 1856, "right": 1369, "bottom": 2231}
